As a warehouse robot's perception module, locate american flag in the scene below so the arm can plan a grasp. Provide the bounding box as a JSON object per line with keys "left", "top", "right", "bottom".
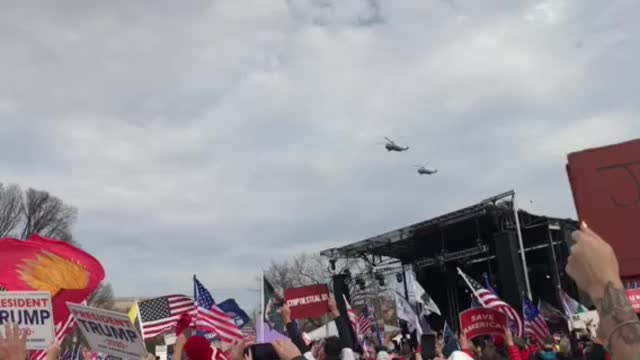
{"left": 31, "top": 302, "right": 85, "bottom": 360}
{"left": 213, "top": 347, "right": 231, "bottom": 360}
{"left": 523, "top": 297, "right": 550, "bottom": 346}
{"left": 363, "top": 339, "right": 377, "bottom": 360}
{"left": 343, "top": 295, "right": 359, "bottom": 338}
{"left": 60, "top": 346, "right": 80, "bottom": 360}
{"left": 458, "top": 268, "right": 523, "bottom": 337}
{"left": 194, "top": 277, "right": 243, "bottom": 344}
{"left": 138, "top": 294, "right": 196, "bottom": 339}
{"left": 358, "top": 304, "right": 374, "bottom": 336}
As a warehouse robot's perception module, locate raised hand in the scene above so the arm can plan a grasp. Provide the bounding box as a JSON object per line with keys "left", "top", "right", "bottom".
{"left": 46, "top": 342, "right": 62, "bottom": 360}
{"left": 328, "top": 295, "right": 339, "bottom": 318}
{"left": 244, "top": 348, "right": 253, "bottom": 360}
{"left": 230, "top": 338, "right": 255, "bottom": 360}
{"left": 504, "top": 328, "right": 514, "bottom": 347}
{"left": 281, "top": 304, "right": 292, "bottom": 324}
{"left": 566, "top": 222, "right": 621, "bottom": 299}
{"left": 459, "top": 332, "right": 470, "bottom": 350}
{"left": 0, "top": 324, "right": 28, "bottom": 360}
{"left": 273, "top": 340, "right": 302, "bottom": 360}
{"left": 567, "top": 222, "right": 640, "bottom": 360}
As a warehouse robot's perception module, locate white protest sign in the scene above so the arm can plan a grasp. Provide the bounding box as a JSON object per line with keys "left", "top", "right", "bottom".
{"left": 67, "top": 302, "right": 146, "bottom": 359}
{"left": 569, "top": 310, "right": 599, "bottom": 338}
{"left": 164, "top": 332, "right": 176, "bottom": 345}
{"left": 0, "top": 291, "right": 54, "bottom": 350}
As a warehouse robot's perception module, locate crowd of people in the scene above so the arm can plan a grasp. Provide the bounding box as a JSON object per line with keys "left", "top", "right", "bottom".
{"left": 1, "top": 223, "right": 638, "bottom": 360}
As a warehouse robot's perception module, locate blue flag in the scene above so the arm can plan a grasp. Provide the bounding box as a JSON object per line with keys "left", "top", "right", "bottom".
{"left": 218, "top": 298, "right": 251, "bottom": 328}
{"left": 442, "top": 322, "right": 460, "bottom": 357}
{"left": 196, "top": 298, "right": 250, "bottom": 342}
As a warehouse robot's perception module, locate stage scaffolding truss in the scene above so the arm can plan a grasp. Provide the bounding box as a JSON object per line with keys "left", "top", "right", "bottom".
{"left": 321, "top": 190, "right": 579, "bottom": 320}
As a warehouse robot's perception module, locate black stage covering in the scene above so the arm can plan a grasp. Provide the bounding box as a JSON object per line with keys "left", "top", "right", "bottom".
{"left": 321, "top": 191, "right": 582, "bottom": 331}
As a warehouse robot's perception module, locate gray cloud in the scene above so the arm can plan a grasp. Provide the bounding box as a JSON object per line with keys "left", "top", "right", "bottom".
{"left": 1, "top": 0, "right": 639, "bottom": 311}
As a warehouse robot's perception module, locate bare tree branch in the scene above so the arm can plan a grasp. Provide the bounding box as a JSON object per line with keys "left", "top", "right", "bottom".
{"left": 265, "top": 253, "right": 376, "bottom": 331}
{"left": 88, "top": 283, "right": 115, "bottom": 310}
{"left": 19, "top": 188, "right": 78, "bottom": 241}
{"left": 0, "top": 184, "right": 22, "bottom": 238}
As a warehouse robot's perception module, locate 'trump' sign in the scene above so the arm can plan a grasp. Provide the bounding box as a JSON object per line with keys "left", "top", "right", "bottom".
{"left": 0, "top": 291, "right": 54, "bottom": 350}
{"left": 284, "top": 284, "right": 330, "bottom": 320}
{"left": 459, "top": 308, "right": 507, "bottom": 339}
{"left": 67, "top": 303, "right": 146, "bottom": 359}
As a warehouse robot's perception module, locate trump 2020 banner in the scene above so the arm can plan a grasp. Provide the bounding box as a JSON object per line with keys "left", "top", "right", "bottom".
{"left": 67, "top": 303, "right": 146, "bottom": 359}
{"left": 284, "top": 284, "right": 330, "bottom": 320}
{"left": 0, "top": 291, "right": 54, "bottom": 350}
{"left": 459, "top": 308, "right": 508, "bottom": 339}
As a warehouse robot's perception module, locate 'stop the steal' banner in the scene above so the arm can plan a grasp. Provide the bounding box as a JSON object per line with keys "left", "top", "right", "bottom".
{"left": 626, "top": 288, "right": 640, "bottom": 313}
{"left": 284, "top": 284, "right": 330, "bottom": 320}
{"left": 0, "top": 291, "right": 54, "bottom": 350}
{"left": 459, "top": 308, "right": 508, "bottom": 339}
{"left": 67, "top": 302, "right": 146, "bottom": 359}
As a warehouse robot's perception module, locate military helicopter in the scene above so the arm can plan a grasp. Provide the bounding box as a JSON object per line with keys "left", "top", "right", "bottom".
{"left": 383, "top": 137, "right": 409, "bottom": 152}
{"left": 414, "top": 163, "right": 438, "bottom": 175}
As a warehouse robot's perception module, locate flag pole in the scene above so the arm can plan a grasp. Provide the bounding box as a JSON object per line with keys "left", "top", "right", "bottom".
{"left": 456, "top": 268, "right": 487, "bottom": 307}
{"left": 325, "top": 313, "right": 329, "bottom": 337}
{"left": 134, "top": 300, "right": 145, "bottom": 339}
{"left": 512, "top": 192, "right": 532, "bottom": 300}
{"left": 260, "top": 271, "right": 265, "bottom": 343}
{"left": 193, "top": 274, "right": 197, "bottom": 302}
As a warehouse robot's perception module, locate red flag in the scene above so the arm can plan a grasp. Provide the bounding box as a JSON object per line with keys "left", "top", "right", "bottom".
{"left": 0, "top": 234, "right": 105, "bottom": 358}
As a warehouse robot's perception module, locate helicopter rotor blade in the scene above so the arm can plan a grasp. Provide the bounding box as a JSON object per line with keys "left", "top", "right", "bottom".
{"left": 384, "top": 136, "right": 394, "bottom": 144}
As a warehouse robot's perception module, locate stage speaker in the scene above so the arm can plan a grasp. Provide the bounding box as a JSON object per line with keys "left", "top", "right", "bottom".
{"left": 493, "top": 231, "right": 524, "bottom": 313}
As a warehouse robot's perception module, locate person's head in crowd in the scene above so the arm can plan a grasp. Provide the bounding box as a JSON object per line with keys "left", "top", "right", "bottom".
{"left": 447, "top": 351, "right": 474, "bottom": 360}
{"left": 513, "top": 337, "right": 527, "bottom": 351}
{"left": 478, "top": 342, "right": 501, "bottom": 360}
{"left": 491, "top": 336, "right": 508, "bottom": 359}
{"left": 558, "top": 338, "right": 571, "bottom": 356}
{"left": 324, "top": 336, "right": 343, "bottom": 360}
{"left": 183, "top": 336, "right": 214, "bottom": 360}
{"left": 392, "top": 340, "right": 400, "bottom": 352}
{"left": 492, "top": 336, "right": 504, "bottom": 349}
{"left": 542, "top": 336, "right": 555, "bottom": 352}
{"left": 399, "top": 341, "right": 412, "bottom": 356}
{"left": 537, "top": 337, "right": 558, "bottom": 360}
{"left": 377, "top": 350, "right": 391, "bottom": 360}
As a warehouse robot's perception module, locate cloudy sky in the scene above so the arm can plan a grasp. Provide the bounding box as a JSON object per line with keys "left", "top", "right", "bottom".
{"left": 1, "top": 0, "right": 638, "bottom": 311}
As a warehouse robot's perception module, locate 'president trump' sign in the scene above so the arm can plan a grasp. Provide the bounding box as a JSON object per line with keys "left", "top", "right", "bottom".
{"left": 68, "top": 303, "right": 146, "bottom": 359}
{"left": 0, "top": 291, "right": 54, "bottom": 350}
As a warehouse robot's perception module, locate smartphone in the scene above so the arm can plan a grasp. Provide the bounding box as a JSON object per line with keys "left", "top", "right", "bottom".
{"left": 421, "top": 334, "right": 437, "bottom": 360}
{"left": 247, "top": 343, "right": 280, "bottom": 360}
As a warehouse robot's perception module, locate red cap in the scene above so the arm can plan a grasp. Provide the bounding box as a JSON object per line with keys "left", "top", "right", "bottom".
{"left": 184, "top": 336, "right": 213, "bottom": 360}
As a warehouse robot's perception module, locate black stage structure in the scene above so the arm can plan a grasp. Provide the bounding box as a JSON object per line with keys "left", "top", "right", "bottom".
{"left": 321, "top": 190, "right": 581, "bottom": 331}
